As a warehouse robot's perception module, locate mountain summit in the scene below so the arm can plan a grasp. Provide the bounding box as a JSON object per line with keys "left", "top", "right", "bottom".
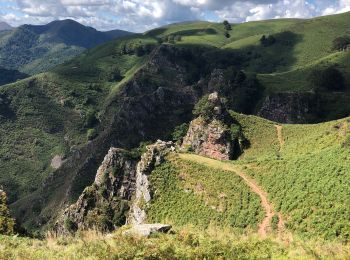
{"left": 0, "top": 21, "right": 13, "bottom": 31}
{"left": 0, "top": 19, "right": 133, "bottom": 76}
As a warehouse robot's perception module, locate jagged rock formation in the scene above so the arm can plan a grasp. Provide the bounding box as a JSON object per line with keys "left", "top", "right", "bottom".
{"left": 129, "top": 141, "right": 175, "bottom": 225}
{"left": 182, "top": 92, "right": 246, "bottom": 160}
{"left": 13, "top": 44, "right": 197, "bottom": 231}
{"left": 55, "top": 141, "right": 174, "bottom": 233}
{"left": 0, "top": 189, "right": 15, "bottom": 235}
{"left": 55, "top": 148, "right": 138, "bottom": 233}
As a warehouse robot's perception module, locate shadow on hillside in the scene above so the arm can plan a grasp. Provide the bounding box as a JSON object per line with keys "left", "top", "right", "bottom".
{"left": 240, "top": 31, "right": 303, "bottom": 73}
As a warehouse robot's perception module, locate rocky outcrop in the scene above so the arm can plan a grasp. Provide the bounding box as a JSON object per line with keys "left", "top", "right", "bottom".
{"left": 258, "top": 92, "right": 319, "bottom": 124}
{"left": 129, "top": 140, "right": 175, "bottom": 225}
{"left": 182, "top": 118, "right": 234, "bottom": 160}
{"left": 55, "top": 148, "right": 138, "bottom": 233}
{"left": 182, "top": 92, "right": 245, "bottom": 160}
{"left": 55, "top": 141, "right": 175, "bottom": 233}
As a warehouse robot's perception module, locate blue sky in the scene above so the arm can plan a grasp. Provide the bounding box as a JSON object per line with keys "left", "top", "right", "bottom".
{"left": 0, "top": 0, "right": 349, "bottom": 32}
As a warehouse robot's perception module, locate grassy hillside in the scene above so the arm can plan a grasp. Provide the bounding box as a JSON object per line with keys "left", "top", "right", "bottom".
{"left": 227, "top": 112, "right": 350, "bottom": 241}
{"left": 0, "top": 12, "right": 350, "bottom": 234}
{"left": 147, "top": 155, "right": 264, "bottom": 230}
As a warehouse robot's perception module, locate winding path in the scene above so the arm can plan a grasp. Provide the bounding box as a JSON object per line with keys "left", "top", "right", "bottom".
{"left": 179, "top": 153, "right": 283, "bottom": 237}
{"left": 275, "top": 125, "right": 285, "bottom": 149}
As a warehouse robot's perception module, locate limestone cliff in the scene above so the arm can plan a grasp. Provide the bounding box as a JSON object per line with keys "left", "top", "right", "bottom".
{"left": 55, "top": 141, "right": 174, "bottom": 233}
{"left": 182, "top": 92, "right": 246, "bottom": 160}
{"left": 55, "top": 148, "right": 138, "bottom": 233}
{"left": 128, "top": 141, "right": 175, "bottom": 225}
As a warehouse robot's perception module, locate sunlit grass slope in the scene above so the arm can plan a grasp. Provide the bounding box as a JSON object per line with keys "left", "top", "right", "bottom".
{"left": 229, "top": 112, "right": 350, "bottom": 241}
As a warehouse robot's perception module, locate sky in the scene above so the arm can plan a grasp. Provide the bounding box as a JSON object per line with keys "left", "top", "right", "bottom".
{"left": 0, "top": 0, "right": 350, "bottom": 32}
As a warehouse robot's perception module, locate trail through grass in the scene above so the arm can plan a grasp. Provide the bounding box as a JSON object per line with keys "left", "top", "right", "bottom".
{"left": 178, "top": 153, "right": 285, "bottom": 237}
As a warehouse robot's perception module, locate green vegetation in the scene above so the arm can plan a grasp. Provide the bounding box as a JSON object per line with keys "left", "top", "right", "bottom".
{"left": 2, "top": 228, "right": 350, "bottom": 259}
{"left": 228, "top": 112, "right": 350, "bottom": 241}
{"left": 309, "top": 67, "right": 345, "bottom": 91}
{"left": 0, "top": 11, "right": 350, "bottom": 243}
{"left": 0, "top": 19, "right": 132, "bottom": 77}
{"left": 332, "top": 35, "right": 350, "bottom": 51}
{"left": 0, "top": 191, "right": 15, "bottom": 235}
{"left": 147, "top": 155, "right": 264, "bottom": 230}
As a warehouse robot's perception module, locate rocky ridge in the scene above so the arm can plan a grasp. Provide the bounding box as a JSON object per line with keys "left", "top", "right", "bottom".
{"left": 55, "top": 141, "right": 175, "bottom": 233}
{"left": 182, "top": 92, "right": 246, "bottom": 160}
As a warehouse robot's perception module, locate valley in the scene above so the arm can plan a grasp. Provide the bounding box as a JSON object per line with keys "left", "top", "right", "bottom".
{"left": 0, "top": 9, "right": 350, "bottom": 259}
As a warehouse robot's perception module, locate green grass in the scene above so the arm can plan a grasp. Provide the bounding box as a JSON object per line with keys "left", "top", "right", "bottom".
{"left": 147, "top": 155, "right": 264, "bottom": 230}
{"left": 229, "top": 113, "right": 350, "bottom": 241}
{"left": 1, "top": 228, "right": 350, "bottom": 259}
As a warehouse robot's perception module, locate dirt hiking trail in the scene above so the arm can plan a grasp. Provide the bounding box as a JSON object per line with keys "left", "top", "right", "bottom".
{"left": 179, "top": 153, "right": 285, "bottom": 237}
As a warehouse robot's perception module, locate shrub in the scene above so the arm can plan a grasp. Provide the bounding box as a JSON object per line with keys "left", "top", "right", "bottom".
{"left": 332, "top": 36, "right": 350, "bottom": 51}
{"left": 223, "top": 20, "right": 232, "bottom": 31}
{"left": 172, "top": 123, "right": 189, "bottom": 142}
{"left": 0, "top": 191, "right": 15, "bottom": 235}
{"left": 64, "top": 218, "right": 77, "bottom": 233}
{"left": 260, "top": 35, "right": 276, "bottom": 47}
{"left": 193, "top": 95, "right": 215, "bottom": 121}
{"left": 87, "top": 128, "right": 97, "bottom": 140}
{"left": 85, "top": 108, "right": 98, "bottom": 128}
{"left": 309, "top": 67, "right": 345, "bottom": 91}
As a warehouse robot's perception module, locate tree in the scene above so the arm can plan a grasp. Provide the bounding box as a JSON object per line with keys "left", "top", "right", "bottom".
{"left": 309, "top": 67, "right": 345, "bottom": 91}
{"left": 223, "top": 20, "right": 232, "bottom": 31}
{"left": 332, "top": 36, "right": 350, "bottom": 51}
{"left": 174, "top": 35, "right": 182, "bottom": 42}
{"left": 260, "top": 35, "right": 276, "bottom": 47}
{"left": 224, "top": 32, "right": 231, "bottom": 38}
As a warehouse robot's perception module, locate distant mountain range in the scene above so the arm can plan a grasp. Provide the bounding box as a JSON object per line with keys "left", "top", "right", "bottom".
{"left": 0, "top": 19, "right": 133, "bottom": 79}
{"left": 0, "top": 21, "right": 13, "bottom": 31}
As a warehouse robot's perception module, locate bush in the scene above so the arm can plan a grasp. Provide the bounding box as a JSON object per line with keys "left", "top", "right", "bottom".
{"left": 309, "top": 67, "right": 345, "bottom": 91}
{"left": 193, "top": 95, "right": 215, "bottom": 121}
{"left": 260, "top": 35, "right": 276, "bottom": 47}
{"left": 0, "top": 191, "right": 15, "bottom": 235}
{"left": 223, "top": 20, "right": 232, "bottom": 31}
{"left": 64, "top": 218, "right": 78, "bottom": 233}
{"left": 332, "top": 36, "right": 350, "bottom": 51}
{"left": 172, "top": 123, "right": 189, "bottom": 142}
{"left": 85, "top": 109, "right": 98, "bottom": 128}
{"left": 87, "top": 128, "right": 97, "bottom": 140}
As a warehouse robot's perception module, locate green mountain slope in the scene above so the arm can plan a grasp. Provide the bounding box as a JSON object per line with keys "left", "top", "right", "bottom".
{"left": 0, "top": 19, "right": 133, "bottom": 76}
{"left": 143, "top": 112, "right": 350, "bottom": 241}
{"left": 0, "top": 12, "right": 349, "bottom": 235}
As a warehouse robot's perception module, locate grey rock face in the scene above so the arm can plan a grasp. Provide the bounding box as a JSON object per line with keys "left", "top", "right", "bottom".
{"left": 258, "top": 92, "right": 319, "bottom": 123}
{"left": 182, "top": 92, "right": 245, "bottom": 161}
{"left": 55, "top": 148, "right": 138, "bottom": 233}
{"left": 55, "top": 141, "right": 175, "bottom": 233}
{"left": 129, "top": 140, "right": 175, "bottom": 225}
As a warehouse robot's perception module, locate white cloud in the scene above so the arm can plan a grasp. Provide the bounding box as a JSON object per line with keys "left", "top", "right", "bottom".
{"left": 0, "top": 0, "right": 349, "bottom": 32}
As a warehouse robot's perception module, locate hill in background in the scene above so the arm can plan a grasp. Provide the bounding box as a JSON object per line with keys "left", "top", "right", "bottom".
{"left": 0, "top": 19, "right": 133, "bottom": 77}
{"left": 0, "top": 21, "right": 13, "bottom": 31}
